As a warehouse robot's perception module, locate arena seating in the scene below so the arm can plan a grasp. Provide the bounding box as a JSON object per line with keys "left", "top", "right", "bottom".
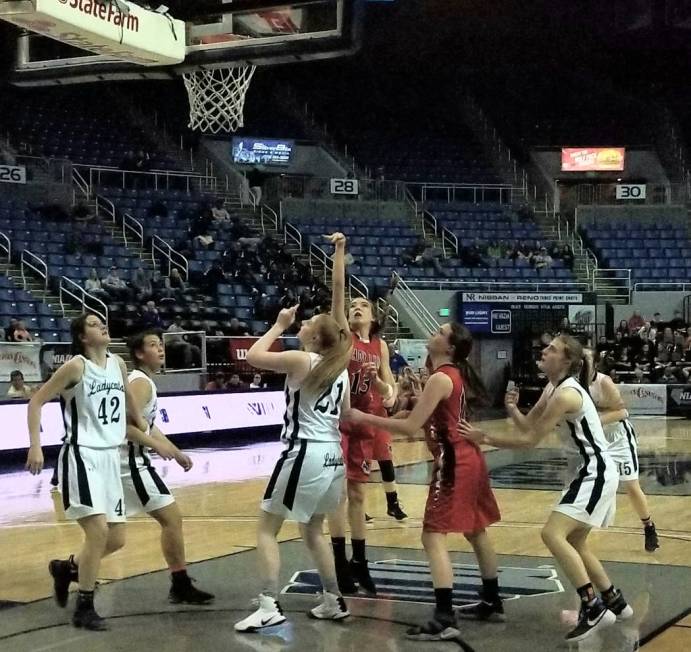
{"left": 580, "top": 219, "right": 691, "bottom": 286}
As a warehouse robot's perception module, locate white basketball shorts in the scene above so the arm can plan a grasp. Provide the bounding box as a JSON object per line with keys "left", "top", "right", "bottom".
{"left": 120, "top": 443, "right": 175, "bottom": 516}
{"left": 607, "top": 421, "right": 640, "bottom": 482}
{"left": 262, "top": 439, "right": 345, "bottom": 523}
{"left": 58, "top": 443, "right": 125, "bottom": 523}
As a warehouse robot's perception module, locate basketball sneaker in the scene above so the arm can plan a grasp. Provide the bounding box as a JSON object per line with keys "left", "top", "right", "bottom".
{"left": 350, "top": 559, "right": 377, "bottom": 596}
{"left": 73, "top": 594, "right": 108, "bottom": 632}
{"left": 308, "top": 592, "right": 350, "bottom": 621}
{"left": 234, "top": 594, "right": 286, "bottom": 632}
{"left": 644, "top": 524, "right": 659, "bottom": 552}
{"left": 406, "top": 610, "right": 461, "bottom": 641}
{"left": 169, "top": 575, "right": 215, "bottom": 605}
{"left": 49, "top": 557, "right": 78, "bottom": 608}
{"left": 565, "top": 599, "right": 615, "bottom": 643}
{"left": 456, "top": 595, "right": 506, "bottom": 622}
{"left": 602, "top": 589, "right": 634, "bottom": 621}
{"left": 386, "top": 502, "right": 408, "bottom": 521}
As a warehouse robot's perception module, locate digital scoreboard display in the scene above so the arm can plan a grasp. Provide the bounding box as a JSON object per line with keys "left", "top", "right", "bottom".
{"left": 231, "top": 137, "right": 294, "bottom": 166}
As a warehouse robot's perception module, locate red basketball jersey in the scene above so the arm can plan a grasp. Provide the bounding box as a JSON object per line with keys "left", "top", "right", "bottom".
{"left": 425, "top": 364, "right": 477, "bottom": 454}
{"left": 348, "top": 332, "right": 384, "bottom": 413}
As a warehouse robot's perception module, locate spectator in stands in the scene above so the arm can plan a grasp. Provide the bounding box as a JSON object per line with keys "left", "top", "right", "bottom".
{"left": 11, "top": 320, "right": 33, "bottom": 342}
{"left": 634, "top": 342, "right": 653, "bottom": 372}
{"left": 134, "top": 150, "right": 151, "bottom": 173}
{"left": 211, "top": 199, "right": 231, "bottom": 223}
{"left": 556, "top": 317, "right": 571, "bottom": 335}
{"left": 637, "top": 321, "right": 657, "bottom": 344}
{"left": 401, "top": 239, "right": 425, "bottom": 267}
{"left": 139, "top": 301, "right": 162, "bottom": 330}
{"left": 249, "top": 373, "right": 265, "bottom": 389}
{"left": 632, "top": 365, "right": 647, "bottom": 384}
{"left": 532, "top": 246, "right": 553, "bottom": 269}
{"left": 669, "top": 310, "right": 687, "bottom": 332}
{"left": 151, "top": 270, "right": 175, "bottom": 302}
{"left": 84, "top": 268, "right": 110, "bottom": 301}
{"left": 660, "top": 366, "right": 679, "bottom": 384}
{"left": 205, "top": 372, "right": 227, "bottom": 391}
{"left": 460, "top": 240, "right": 488, "bottom": 269}
{"left": 609, "top": 369, "right": 620, "bottom": 384}
{"left": 651, "top": 312, "right": 663, "bottom": 330}
{"left": 509, "top": 241, "right": 531, "bottom": 261}
{"left": 595, "top": 335, "right": 610, "bottom": 356}
{"left": 226, "top": 373, "right": 247, "bottom": 392}
{"left": 227, "top": 318, "right": 250, "bottom": 337}
{"left": 166, "top": 316, "right": 200, "bottom": 368}
{"left": 102, "top": 266, "right": 130, "bottom": 301}
{"left": 6, "top": 370, "right": 33, "bottom": 399}
{"left": 246, "top": 167, "right": 265, "bottom": 205}
{"left": 190, "top": 208, "right": 214, "bottom": 248}
{"left": 132, "top": 268, "right": 153, "bottom": 303}
{"left": 169, "top": 267, "right": 187, "bottom": 297}
{"left": 661, "top": 327, "right": 675, "bottom": 345}
{"left": 616, "top": 320, "right": 629, "bottom": 336}
{"left": 628, "top": 310, "right": 645, "bottom": 333}
{"left": 203, "top": 261, "right": 226, "bottom": 296}
{"left": 388, "top": 344, "right": 408, "bottom": 377}
{"left": 72, "top": 202, "right": 96, "bottom": 222}
{"left": 5, "top": 318, "right": 18, "bottom": 342}
{"left": 486, "top": 241, "right": 503, "bottom": 259}
{"left": 615, "top": 349, "right": 634, "bottom": 374}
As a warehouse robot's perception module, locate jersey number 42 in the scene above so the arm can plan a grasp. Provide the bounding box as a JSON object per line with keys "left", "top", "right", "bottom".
{"left": 97, "top": 396, "right": 121, "bottom": 425}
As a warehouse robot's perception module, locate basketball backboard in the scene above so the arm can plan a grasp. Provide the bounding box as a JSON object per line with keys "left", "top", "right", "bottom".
{"left": 1, "top": 0, "right": 363, "bottom": 86}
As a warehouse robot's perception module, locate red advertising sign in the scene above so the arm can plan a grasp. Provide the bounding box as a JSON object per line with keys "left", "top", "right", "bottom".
{"left": 561, "top": 148, "right": 625, "bottom": 172}
{"left": 228, "top": 337, "right": 285, "bottom": 373}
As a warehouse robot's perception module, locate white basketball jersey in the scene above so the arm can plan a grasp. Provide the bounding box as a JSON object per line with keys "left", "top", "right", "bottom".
{"left": 550, "top": 376, "right": 614, "bottom": 475}
{"left": 590, "top": 372, "right": 632, "bottom": 444}
{"left": 280, "top": 352, "right": 349, "bottom": 443}
{"left": 61, "top": 354, "right": 126, "bottom": 449}
{"left": 127, "top": 369, "right": 158, "bottom": 428}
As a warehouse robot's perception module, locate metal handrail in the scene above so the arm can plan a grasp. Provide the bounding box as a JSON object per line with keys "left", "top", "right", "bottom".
{"left": 441, "top": 226, "right": 459, "bottom": 257}
{"left": 151, "top": 235, "right": 189, "bottom": 280}
{"left": 309, "top": 242, "right": 331, "bottom": 285}
{"left": 284, "top": 222, "right": 303, "bottom": 251}
{"left": 377, "top": 297, "right": 399, "bottom": 339}
{"left": 72, "top": 167, "right": 90, "bottom": 202}
{"left": 20, "top": 250, "right": 48, "bottom": 296}
{"left": 123, "top": 212, "right": 144, "bottom": 250}
{"left": 95, "top": 194, "right": 117, "bottom": 224}
{"left": 391, "top": 271, "right": 439, "bottom": 335}
{"left": 422, "top": 209, "right": 438, "bottom": 240}
{"left": 405, "top": 181, "right": 518, "bottom": 205}
{"left": 634, "top": 281, "right": 691, "bottom": 292}
{"left": 0, "top": 232, "right": 11, "bottom": 269}
{"left": 404, "top": 185, "right": 419, "bottom": 217}
{"left": 348, "top": 274, "right": 369, "bottom": 300}
{"left": 74, "top": 164, "right": 216, "bottom": 194}
{"left": 260, "top": 204, "right": 279, "bottom": 233}
{"left": 59, "top": 276, "right": 108, "bottom": 325}
{"left": 402, "top": 279, "right": 592, "bottom": 292}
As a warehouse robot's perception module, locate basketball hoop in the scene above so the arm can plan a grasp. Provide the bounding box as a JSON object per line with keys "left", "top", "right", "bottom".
{"left": 182, "top": 64, "right": 256, "bottom": 134}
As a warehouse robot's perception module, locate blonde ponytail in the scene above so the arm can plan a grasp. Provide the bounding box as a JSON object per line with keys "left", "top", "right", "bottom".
{"left": 303, "top": 315, "right": 353, "bottom": 394}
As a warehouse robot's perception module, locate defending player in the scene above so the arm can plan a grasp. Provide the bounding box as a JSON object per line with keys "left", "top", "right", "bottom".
{"left": 326, "top": 232, "right": 399, "bottom": 596}
{"left": 344, "top": 322, "right": 502, "bottom": 642}
{"left": 26, "top": 314, "right": 150, "bottom": 631}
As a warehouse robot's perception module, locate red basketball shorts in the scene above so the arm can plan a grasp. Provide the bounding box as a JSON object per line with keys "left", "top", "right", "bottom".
{"left": 340, "top": 422, "right": 375, "bottom": 483}
{"left": 423, "top": 441, "right": 501, "bottom": 534}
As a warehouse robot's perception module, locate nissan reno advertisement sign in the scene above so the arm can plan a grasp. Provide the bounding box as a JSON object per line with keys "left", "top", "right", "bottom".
{"left": 561, "top": 148, "right": 625, "bottom": 172}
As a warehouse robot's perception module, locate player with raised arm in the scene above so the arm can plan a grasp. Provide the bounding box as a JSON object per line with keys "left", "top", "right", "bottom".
{"left": 460, "top": 335, "right": 633, "bottom": 643}
{"left": 325, "top": 232, "right": 400, "bottom": 596}
{"left": 234, "top": 305, "right": 353, "bottom": 632}
{"left": 26, "top": 314, "right": 152, "bottom": 631}
{"left": 345, "top": 322, "right": 501, "bottom": 643}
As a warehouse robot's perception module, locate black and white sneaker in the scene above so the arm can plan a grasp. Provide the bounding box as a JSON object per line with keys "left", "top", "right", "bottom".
{"left": 603, "top": 589, "right": 634, "bottom": 622}
{"left": 234, "top": 594, "right": 286, "bottom": 632}
{"left": 386, "top": 502, "right": 408, "bottom": 521}
{"left": 308, "top": 592, "right": 350, "bottom": 620}
{"left": 565, "top": 599, "right": 616, "bottom": 643}
{"left": 644, "top": 524, "right": 660, "bottom": 552}
{"left": 49, "top": 558, "right": 78, "bottom": 608}
{"left": 406, "top": 611, "right": 461, "bottom": 641}
{"left": 350, "top": 559, "right": 377, "bottom": 596}
{"left": 456, "top": 596, "right": 505, "bottom": 622}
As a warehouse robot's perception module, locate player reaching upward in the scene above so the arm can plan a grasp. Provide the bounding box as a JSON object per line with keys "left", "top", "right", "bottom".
{"left": 26, "top": 314, "right": 150, "bottom": 631}
{"left": 345, "top": 322, "right": 501, "bottom": 642}
{"left": 325, "top": 232, "right": 400, "bottom": 596}
{"left": 234, "top": 305, "right": 353, "bottom": 632}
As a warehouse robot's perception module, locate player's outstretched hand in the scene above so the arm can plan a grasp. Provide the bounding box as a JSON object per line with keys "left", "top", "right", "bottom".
{"left": 174, "top": 451, "right": 193, "bottom": 472}
{"left": 342, "top": 408, "right": 365, "bottom": 424}
{"left": 276, "top": 304, "right": 299, "bottom": 330}
{"left": 459, "top": 419, "right": 487, "bottom": 445}
{"left": 26, "top": 445, "right": 44, "bottom": 475}
{"left": 504, "top": 390, "right": 519, "bottom": 411}
{"left": 324, "top": 232, "right": 346, "bottom": 247}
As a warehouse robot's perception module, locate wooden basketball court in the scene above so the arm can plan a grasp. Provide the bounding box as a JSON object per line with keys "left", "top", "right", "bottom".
{"left": 1, "top": 416, "right": 689, "bottom": 650}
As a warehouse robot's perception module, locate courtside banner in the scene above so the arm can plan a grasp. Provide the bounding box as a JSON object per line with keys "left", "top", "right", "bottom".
{"left": 461, "top": 292, "right": 583, "bottom": 303}
{"left": 0, "top": 390, "right": 286, "bottom": 451}
{"left": 0, "top": 343, "right": 41, "bottom": 382}
{"left": 666, "top": 385, "right": 691, "bottom": 417}
{"left": 618, "top": 384, "right": 667, "bottom": 416}
{"left": 0, "top": 0, "right": 185, "bottom": 65}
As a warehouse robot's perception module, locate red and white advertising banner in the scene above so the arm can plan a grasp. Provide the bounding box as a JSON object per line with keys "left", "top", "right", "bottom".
{"left": 561, "top": 148, "right": 625, "bottom": 172}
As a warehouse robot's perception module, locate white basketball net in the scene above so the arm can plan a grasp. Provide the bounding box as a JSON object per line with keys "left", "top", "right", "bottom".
{"left": 182, "top": 64, "right": 257, "bottom": 134}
